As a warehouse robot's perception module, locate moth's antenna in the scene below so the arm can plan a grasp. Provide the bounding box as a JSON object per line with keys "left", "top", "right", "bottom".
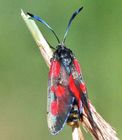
{"left": 27, "top": 12, "right": 60, "bottom": 44}
{"left": 62, "top": 6, "right": 83, "bottom": 43}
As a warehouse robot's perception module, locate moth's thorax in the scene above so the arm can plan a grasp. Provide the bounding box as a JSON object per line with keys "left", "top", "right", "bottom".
{"left": 53, "top": 44, "right": 74, "bottom": 67}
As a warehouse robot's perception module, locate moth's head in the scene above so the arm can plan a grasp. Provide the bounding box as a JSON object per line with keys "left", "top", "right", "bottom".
{"left": 55, "top": 43, "right": 73, "bottom": 66}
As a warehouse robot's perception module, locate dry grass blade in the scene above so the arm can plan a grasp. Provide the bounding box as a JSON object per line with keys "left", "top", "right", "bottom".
{"left": 21, "top": 9, "right": 52, "bottom": 67}
{"left": 72, "top": 125, "right": 84, "bottom": 140}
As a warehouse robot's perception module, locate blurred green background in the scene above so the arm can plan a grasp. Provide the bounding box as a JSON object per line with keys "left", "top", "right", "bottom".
{"left": 0, "top": 0, "right": 121, "bottom": 139}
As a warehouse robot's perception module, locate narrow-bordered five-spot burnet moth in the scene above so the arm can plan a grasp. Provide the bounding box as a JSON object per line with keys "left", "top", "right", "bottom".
{"left": 27, "top": 6, "right": 101, "bottom": 139}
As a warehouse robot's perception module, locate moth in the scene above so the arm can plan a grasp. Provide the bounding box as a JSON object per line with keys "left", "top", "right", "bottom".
{"left": 27, "top": 7, "right": 100, "bottom": 139}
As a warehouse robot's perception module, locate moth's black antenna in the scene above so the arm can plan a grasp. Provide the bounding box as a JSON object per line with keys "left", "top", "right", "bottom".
{"left": 46, "top": 40, "right": 56, "bottom": 50}
{"left": 27, "top": 12, "right": 60, "bottom": 44}
{"left": 62, "top": 6, "right": 83, "bottom": 43}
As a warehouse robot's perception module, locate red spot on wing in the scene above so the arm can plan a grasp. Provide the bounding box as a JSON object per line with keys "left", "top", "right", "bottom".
{"left": 51, "top": 86, "right": 55, "bottom": 93}
{"left": 69, "top": 75, "right": 81, "bottom": 107}
{"left": 73, "top": 59, "right": 86, "bottom": 93}
{"left": 51, "top": 85, "right": 65, "bottom": 97}
{"left": 51, "top": 100, "right": 58, "bottom": 116}
{"left": 55, "top": 85, "right": 65, "bottom": 97}
{"left": 73, "top": 59, "right": 81, "bottom": 74}
{"left": 49, "top": 60, "right": 60, "bottom": 77}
